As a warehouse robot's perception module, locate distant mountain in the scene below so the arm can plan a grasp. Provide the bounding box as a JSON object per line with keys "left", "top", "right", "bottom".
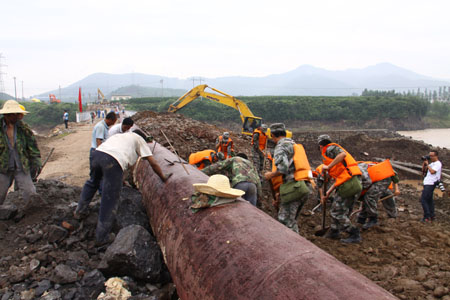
{"left": 0, "top": 92, "right": 14, "bottom": 101}
{"left": 35, "top": 63, "right": 450, "bottom": 101}
{"left": 110, "top": 85, "right": 186, "bottom": 98}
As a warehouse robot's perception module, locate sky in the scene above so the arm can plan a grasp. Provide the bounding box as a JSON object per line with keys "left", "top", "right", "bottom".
{"left": 1, "top": 0, "right": 450, "bottom": 97}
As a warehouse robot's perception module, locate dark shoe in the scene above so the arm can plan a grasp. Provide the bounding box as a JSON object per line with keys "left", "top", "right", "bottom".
{"left": 421, "top": 218, "right": 431, "bottom": 223}
{"left": 95, "top": 233, "right": 115, "bottom": 247}
{"left": 324, "top": 229, "right": 340, "bottom": 240}
{"left": 357, "top": 216, "right": 366, "bottom": 225}
{"left": 73, "top": 209, "right": 89, "bottom": 220}
{"left": 341, "top": 227, "right": 361, "bottom": 244}
{"left": 362, "top": 217, "right": 378, "bottom": 230}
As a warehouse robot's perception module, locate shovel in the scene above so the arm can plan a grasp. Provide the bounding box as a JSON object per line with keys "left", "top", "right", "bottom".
{"left": 315, "top": 171, "right": 330, "bottom": 236}
{"left": 349, "top": 194, "right": 395, "bottom": 219}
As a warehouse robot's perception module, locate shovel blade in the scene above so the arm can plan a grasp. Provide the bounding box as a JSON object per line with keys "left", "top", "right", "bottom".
{"left": 314, "top": 227, "right": 330, "bottom": 237}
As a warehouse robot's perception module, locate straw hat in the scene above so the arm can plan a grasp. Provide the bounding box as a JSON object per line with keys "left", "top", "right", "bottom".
{"left": 193, "top": 174, "right": 245, "bottom": 198}
{"left": 0, "top": 100, "right": 29, "bottom": 114}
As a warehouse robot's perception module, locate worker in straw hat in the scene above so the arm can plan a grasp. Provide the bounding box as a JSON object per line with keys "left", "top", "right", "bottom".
{"left": 190, "top": 174, "right": 245, "bottom": 210}
{"left": 0, "top": 100, "right": 42, "bottom": 207}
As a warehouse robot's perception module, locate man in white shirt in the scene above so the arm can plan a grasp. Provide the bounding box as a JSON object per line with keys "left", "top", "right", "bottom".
{"left": 75, "top": 129, "right": 169, "bottom": 245}
{"left": 420, "top": 150, "right": 442, "bottom": 222}
{"left": 108, "top": 117, "right": 134, "bottom": 137}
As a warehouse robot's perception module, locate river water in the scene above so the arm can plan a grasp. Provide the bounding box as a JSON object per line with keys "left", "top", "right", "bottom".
{"left": 397, "top": 128, "right": 450, "bottom": 149}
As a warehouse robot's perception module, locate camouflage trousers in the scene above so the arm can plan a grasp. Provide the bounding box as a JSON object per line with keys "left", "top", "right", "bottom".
{"left": 278, "top": 183, "right": 311, "bottom": 233}
{"left": 252, "top": 149, "right": 264, "bottom": 175}
{"left": 360, "top": 178, "right": 396, "bottom": 218}
{"left": 330, "top": 192, "right": 359, "bottom": 232}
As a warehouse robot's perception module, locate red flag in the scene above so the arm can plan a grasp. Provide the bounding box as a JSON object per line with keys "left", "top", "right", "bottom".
{"left": 78, "top": 87, "right": 83, "bottom": 112}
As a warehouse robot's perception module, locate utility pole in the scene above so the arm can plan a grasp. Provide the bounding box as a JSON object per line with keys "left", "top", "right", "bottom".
{"left": 13, "top": 77, "right": 17, "bottom": 100}
{"left": 0, "top": 53, "right": 6, "bottom": 93}
{"left": 21, "top": 80, "right": 24, "bottom": 100}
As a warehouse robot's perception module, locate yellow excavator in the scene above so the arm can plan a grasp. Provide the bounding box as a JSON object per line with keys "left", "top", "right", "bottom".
{"left": 168, "top": 84, "right": 291, "bottom": 137}
{"left": 97, "top": 88, "right": 106, "bottom": 103}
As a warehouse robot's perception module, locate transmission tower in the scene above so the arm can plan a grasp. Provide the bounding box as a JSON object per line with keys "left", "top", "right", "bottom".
{"left": 0, "top": 53, "right": 7, "bottom": 93}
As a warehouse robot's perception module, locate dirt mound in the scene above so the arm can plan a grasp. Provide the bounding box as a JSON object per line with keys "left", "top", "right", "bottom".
{"left": 132, "top": 111, "right": 255, "bottom": 160}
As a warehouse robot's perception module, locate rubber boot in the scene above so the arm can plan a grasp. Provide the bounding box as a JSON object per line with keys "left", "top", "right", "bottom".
{"left": 340, "top": 227, "right": 362, "bottom": 244}
{"left": 362, "top": 216, "right": 378, "bottom": 230}
{"left": 324, "top": 228, "right": 340, "bottom": 240}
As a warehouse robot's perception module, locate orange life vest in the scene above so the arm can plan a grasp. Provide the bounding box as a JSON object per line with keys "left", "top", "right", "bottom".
{"left": 189, "top": 149, "right": 215, "bottom": 170}
{"left": 271, "top": 143, "right": 311, "bottom": 191}
{"left": 322, "top": 143, "right": 361, "bottom": 187}
{"left": 367, "top": 160, "right": 395, "bottom": 184}
{"left": 251, "top": 129, "right": 267, "bottom": 151}
{"left": 217, "top": 136, "right": 234, "bottom": 159}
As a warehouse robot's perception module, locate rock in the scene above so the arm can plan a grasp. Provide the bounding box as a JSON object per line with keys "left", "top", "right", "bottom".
{"left": 8, "top": 265, "right": 28, "bottom": 283}
{"left": 1, "top": 291, "right": 13, "bottom": 300}
{"left": 25, "top": 233, "right": 42, "bottom": 243}
{"left": 35, "top": 280, "right": 52, "bottom": 297}
{"left": 368, "top": 257, "right": 381, "bottom": 264}
{"left": 29, "top": 258, "right": 40, "bottom": 272}
{"left": 52, "top": 264, "right": 77, "bottom": 284}
{"left": 78, "top": 269, "right": 105, "bottom": 299}
{"left": 414, "top": 256, "right": 431, "bottom": 267}
{"left": 0, "top": 204, "right": 18, "bottom": 220}
{"left": 98, "top": 225, "right": 163, "bottom": 282}
{"left": 67, "top": 250, "right": 89, "bottom": 263}
{"left": 442, "top": 296, "right": 450, "bottom": 300}
{"left": 20, "top": 289, "right": 35, "bottom": 300}
{"left": 46, "top": 225, "right": 67, "bottom": 243}
{"left": 434, "top": 286, "right": 449, "bottom": 298}
{"left": 385, "top": 237, "right": 395, "bottom": 246}
{"left": 422, "top": 280, "right": 437, "bottom": 290}
{"left": 115, "top": 187, "right": 152, "bottom": 232}
{"left": 395, "top": 278, "right": 422, "bottom": 291}
{"left": 41, "top": 290, "right": 62, "bottom": 300}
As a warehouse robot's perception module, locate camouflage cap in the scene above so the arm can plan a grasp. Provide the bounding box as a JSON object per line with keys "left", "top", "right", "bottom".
{"left": 269, "top": 123, "right": 285, "bottom": 133}
{"left": 317, "top": 134, "right": 331, "bottom": 144}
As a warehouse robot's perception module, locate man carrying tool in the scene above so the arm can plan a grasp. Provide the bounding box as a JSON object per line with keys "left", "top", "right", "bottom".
{"left": 202, "top": 153, "right": 261, "bottom": 206}
{"left": 318, "top": 134, "right": 362, "bottom": 243}
{"left": 251, "top": 124, "right": 268, "bottom": 175}
{"left": 216, "top": 132, "right": 235, "bottom": 159}
{"left": 75, "top": 129, "right": 169, "bottom": 246}
{"left": 0, "top": 100, "right": 41, "bottom": 207}
{"left": 189, "top": 149, "right": 223, "bottom": 170}
{"left": 357, "top": 160, "right": 400, "bottom": 230}
{"left": 264, "top": 123, "right": 312, "bottom": 233}
{"left": 108, "top": 117, "right": 134, "bottom": 137}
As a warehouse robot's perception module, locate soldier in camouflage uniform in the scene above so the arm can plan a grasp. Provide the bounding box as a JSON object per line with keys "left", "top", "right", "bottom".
{"left": 357, "top": 162, "right": 400, "bottom": 229}
{"left": 251, "top": 124, "right": 268, "bottom": 176}
{"left": 318, "top": 134, "right": 362, "bottom": 243}
{"left": 264, "top": 123, "right": 311, "bottom": 233}
{"left": 202, "top": 154, "right": 262, "bottom": 206}
{"left": 0, "top": 100, "right": 41, "bottom": 206}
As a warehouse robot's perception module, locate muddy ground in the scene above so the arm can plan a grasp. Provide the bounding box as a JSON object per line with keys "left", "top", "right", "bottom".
{"left": 0, "top": 111, "right": 449, "bottom": 299}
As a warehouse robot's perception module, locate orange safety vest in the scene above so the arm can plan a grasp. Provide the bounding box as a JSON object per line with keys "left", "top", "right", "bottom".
{"left": 251, "top": 129, "right": 267, "bottom": 151}
{"left": 189, "top": 149, "right": 215, "bottom": 170}
{"left": 271, "top": 143, "right": 311, "bottom": 191}
{"left": 322, "top": 143, "right": 362, "bottom": 187}
{"left": 217, "top": 136, "right": 234, "bottom": 159}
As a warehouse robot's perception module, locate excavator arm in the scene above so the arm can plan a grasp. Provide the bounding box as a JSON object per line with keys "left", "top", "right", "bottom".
{"left": 168, "top": 85, "right": 262, "bottom": 135}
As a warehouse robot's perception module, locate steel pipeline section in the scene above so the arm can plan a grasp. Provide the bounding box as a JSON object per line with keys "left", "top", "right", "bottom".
{"left": 136, "top": 142, "right": 397, "bottom": 300}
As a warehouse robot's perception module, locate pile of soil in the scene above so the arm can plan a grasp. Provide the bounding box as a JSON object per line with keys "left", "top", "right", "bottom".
{"left": 133, "top": 111, "right": 450, "bottom": 299}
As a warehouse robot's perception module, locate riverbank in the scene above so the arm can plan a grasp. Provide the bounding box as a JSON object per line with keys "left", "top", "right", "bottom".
{"left": 398, "top": 128, "right": 450, "bottom": 149}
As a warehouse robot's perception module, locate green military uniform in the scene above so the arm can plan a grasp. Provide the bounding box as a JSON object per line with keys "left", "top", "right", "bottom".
{"left": 273, "top": 125, "right": 311, "bottom": 234}
{"left": 202, "top": 157, "right": 262, "bottom": 205}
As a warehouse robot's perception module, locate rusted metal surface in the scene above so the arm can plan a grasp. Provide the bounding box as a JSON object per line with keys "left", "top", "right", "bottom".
{"left": 136, "top": 142, "right": 397, "bottom": 300}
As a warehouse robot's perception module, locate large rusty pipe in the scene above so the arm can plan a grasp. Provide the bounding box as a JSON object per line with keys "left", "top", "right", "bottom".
{"left": 136, "top": 142, "right": 397, "bottom": 300}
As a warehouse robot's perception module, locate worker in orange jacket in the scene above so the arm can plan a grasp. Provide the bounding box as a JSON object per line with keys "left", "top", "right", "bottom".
{"left": 215, "top": 132, "right": 235, "bottom": 159}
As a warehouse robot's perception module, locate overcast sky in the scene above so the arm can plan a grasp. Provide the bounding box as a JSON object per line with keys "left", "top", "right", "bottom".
{"left": 1, "top": 0, "right": 450, "bottom": 97}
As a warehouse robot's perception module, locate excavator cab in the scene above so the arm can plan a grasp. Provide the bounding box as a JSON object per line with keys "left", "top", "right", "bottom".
{"left": 242, "top": 117, "right": 262, "bottom": 135}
